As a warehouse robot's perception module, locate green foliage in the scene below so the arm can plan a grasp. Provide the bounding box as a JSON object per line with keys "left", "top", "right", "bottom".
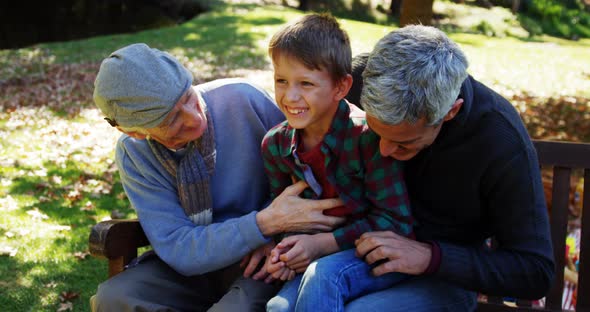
{"left": 433, "top": 1, "right": 530, "bottom": 39}
{"left": 474, "top": 20, "right": 497, "bottom": 36}
{"left": 524, "top": 0, "right": 590, "bottom": 39}
{"left": 518, "top": 14, "right": 544, "bottom": 37}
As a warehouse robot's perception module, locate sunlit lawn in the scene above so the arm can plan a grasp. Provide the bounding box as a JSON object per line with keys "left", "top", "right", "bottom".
{"left": 1, "top": 3, "right": 589, "bottom": 311}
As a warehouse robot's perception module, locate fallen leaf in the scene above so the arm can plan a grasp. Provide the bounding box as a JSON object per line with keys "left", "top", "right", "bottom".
{"left": 0, "top": 245, "right": 17, "bottom": 257}
{"left": 17, "top": 228, "right": 31, "bottom": 236}
{"left": 110, "top": 210, "right": 125, "bottom": 219}
{"left": 59, "top": 291, "right": 79, "bottom": 302}
{"left": 73, "top": 251, "right": 90, "bottom": 260}
{"left": 80, "top": 201, "right": 95, "bottom": 211}
{"left": 56, "top": 302, "right": 73, "bottom": 312}
{"left": 39, "top": 196, "right": 51, "bottom": 203}
{"left": 26, "top": 208, "right": 49, "bottom": 220}
{"left": 50, "top": 175, "right": 63, "bottom": 184}
{"left": 64, "top": 189, "right": 82, "bottom": 202}
{"left": 48, "top": 225, "right": 71, "bottom": 232}
{"left": 0, "top": 281, "right": 12, "bottom": 288}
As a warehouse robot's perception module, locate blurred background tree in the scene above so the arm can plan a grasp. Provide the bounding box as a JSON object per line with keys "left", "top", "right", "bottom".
{"left": 0, "top": 0, "right": 213, "bottom": 49}
{"left": 294, "top": 0, "right": 590, "bottom": 39}
{"left": 2, "top": 0, "right": 589, "bottom": 49}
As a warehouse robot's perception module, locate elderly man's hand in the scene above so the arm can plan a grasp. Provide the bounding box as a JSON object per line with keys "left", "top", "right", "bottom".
{"left": 241, "top": 242, "right": 275, "bottom": 283}
{"left": 256, "top": 181, "right": 345, "bottom": 236}
{"left": 355, "top": 231, "right": 432, "bottom": 276}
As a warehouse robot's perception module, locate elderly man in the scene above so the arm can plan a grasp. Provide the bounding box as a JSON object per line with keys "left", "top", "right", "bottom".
{"left": 347, "top": 25, "right": 554, "bottom": 311}
{"left": 90, "top": 43, "right": 344, "bottom": 312}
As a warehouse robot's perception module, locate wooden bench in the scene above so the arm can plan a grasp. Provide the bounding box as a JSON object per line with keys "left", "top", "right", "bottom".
{"left": 89, "top": 140, "right": 590, "bottom": 311}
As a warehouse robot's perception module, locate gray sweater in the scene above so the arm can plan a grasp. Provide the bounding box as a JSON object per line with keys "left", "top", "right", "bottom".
{"left": 115, "top": 78, "right": 285, "bottom": 276}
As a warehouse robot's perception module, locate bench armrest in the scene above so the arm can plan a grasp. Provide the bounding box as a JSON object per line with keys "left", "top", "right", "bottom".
{"left": 89, "top": 219, "right": 150, "bottom": 277}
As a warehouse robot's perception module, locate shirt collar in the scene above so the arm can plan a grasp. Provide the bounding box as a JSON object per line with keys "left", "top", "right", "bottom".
{"left": 280, "top": 99, "right": 352, "bottom": 157}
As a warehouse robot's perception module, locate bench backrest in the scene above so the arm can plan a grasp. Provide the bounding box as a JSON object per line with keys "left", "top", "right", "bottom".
{"left": 478, "top": 140, "right": 590, "bottom": 312}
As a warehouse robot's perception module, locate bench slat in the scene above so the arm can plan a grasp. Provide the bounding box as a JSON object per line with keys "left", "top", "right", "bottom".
{"left": 477, "top": 303, "right": 570, "bottom": 312}
{"left": 535, "top": 140, "right": 590, "bottom": 168}
{"left": 545, "top": 167, "right": 571, "bottom": 309}
{"left": 575, "top": 169, "right": 590, "bottom": 312}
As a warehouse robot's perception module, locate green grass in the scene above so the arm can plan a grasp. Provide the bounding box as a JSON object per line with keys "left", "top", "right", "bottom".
{"left": 1, "top": 2, "right": 589, "bottom": 311}
{"left": 451, "top": 33, "right": 590, "bottom": 97}
{"left": 0, "top": 108, "right": 129, "bottom": 311}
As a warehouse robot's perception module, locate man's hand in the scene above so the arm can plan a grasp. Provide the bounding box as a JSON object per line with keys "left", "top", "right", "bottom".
{"left": 355, "top": 231, "right": 432, "bottom": 276}
{"left": 256, "top": 181, "right": 345, "bottom": 236}
{"left": 240, "top": 242, "right": 275, "bottom": 282}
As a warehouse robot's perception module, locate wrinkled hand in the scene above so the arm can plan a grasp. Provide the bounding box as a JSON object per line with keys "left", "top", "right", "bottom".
{"left": 277, "top": 234, "right": 328, "bottom": 273}
{"left": 355, "top": 231, "right": 432, "bottom": 276}
{"left": 256, "top": 181, "right": 345, "bottom": 236}
{"left": 266, "top": 245, "right": 296, "bottom": 281}
{"left": 240, "top": 242, "right": 275, "bottom": 283}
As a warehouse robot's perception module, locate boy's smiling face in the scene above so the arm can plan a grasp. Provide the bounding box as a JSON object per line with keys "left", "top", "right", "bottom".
{"left": 272, "top": 54, "right": 350, "bottom": 141}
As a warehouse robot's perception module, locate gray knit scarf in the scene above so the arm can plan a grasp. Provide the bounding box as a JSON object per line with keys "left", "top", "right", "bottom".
{"left": 147, "top": 107, "right": 216, "bottom": 225}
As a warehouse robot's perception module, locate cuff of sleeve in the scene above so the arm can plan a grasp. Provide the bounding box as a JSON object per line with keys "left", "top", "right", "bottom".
{"left": 241, "top": 211, "right": 271, "bottom": 249}
{"left": 332, "top": 228, "right": 353, "bottom": 250}
{"left": 423, "top": 240, "right": 441, "bottom": 275}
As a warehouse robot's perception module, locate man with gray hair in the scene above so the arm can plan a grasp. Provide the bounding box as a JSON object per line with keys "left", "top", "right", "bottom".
{"left": 348, "top": 25, "right": 554, "bottom": 311}
{"left": 90, "top": 43, "right": 345, "bottom": 311}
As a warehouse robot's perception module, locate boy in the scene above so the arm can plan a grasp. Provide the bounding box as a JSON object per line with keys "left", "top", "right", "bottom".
{"left": 261, "top": 13, "right": 414, "bottom": 311}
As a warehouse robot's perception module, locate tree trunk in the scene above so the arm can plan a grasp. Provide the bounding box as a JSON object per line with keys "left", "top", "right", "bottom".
{"left": 400, "top": 0, "right": 434, "bottom": 26}
{"left": 389, "top": 0, "right": 403, "bottom": 17}
{"left": 298, "top": 0, "right": 309, "bottom": 11}
{"left": 512, "top": 0, "right": 520, "bottom": 13}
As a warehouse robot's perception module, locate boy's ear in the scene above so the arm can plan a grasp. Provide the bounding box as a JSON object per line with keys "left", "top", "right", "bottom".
{"left": 335, "top": 74, "right": 353, "bottom": 100}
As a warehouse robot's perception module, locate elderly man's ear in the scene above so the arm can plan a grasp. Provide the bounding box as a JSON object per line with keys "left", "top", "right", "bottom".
{"left": 116, "top": 127, "right": 148, "bottom": 140}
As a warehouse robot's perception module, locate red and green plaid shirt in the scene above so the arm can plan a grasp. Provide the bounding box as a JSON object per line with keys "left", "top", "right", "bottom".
{"left": 261, "top": 100, "right": 414, "bottom": 250}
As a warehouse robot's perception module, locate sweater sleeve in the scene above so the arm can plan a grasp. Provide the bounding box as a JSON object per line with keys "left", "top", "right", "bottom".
{"left": 114, "top": 80, "right": 286, "bottom": 276}
{"left": 433, "top": 146, "right": 555, "bottom": 299}
{"left": 116, "top": 139, "right": 269, "bottom": 276}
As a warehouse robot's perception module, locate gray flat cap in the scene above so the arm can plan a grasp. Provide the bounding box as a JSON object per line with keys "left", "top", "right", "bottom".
{"left": 94, "top": 43, "right": 193, "bottom": 129}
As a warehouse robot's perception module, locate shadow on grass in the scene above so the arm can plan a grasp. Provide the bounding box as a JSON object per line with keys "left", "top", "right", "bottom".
{"left": 2, "top": 159, "right": 128, "bottom": 311}
{"left": 0, "top": 249, "right": 107, "bottom": 311}
{"left": 8, "top": 160, "right": 130, "bottom": 224}
{"left": 7, "top": 4, "right": 284, "bottom": 69}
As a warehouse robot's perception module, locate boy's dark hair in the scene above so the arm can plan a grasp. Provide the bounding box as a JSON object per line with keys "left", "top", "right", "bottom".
{"left": 269, "top": 13, "right": 351, "bottom": 82}
{"left": 345, "top": 52, "right": 369, "bottom": 108}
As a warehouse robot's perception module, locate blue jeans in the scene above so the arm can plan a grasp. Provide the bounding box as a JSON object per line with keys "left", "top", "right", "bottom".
{"left": 267, "top": 249, "right": 408, "bottom": 312}
{"left": 345, "top": 275, "right": 478, "bottom": 312}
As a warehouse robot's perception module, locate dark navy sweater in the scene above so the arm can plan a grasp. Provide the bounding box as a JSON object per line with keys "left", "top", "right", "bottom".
{"left": 407, "top": 76, "right": 555, "bottom": 299}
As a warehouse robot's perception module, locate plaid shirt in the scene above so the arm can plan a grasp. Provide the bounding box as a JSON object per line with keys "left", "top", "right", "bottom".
{"left": 261, "top": 100, "right": 414, "bottom": 249}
